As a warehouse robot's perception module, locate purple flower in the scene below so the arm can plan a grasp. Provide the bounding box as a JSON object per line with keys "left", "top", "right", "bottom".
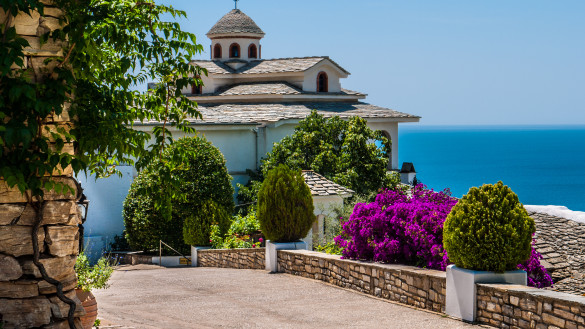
{"left": 334, "top": 186, "right": 552, "bottom": 288}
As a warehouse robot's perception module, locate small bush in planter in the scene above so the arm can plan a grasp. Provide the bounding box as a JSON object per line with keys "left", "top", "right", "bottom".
{"left": 183, "top": 200, "right": 231, "bottom": 246}
{"left": 443, "top": 181, "right": 535, "bottom": 272}
{"left": 75, "top": 253, "right": 114, "bottom": 292}
{"left": 209, "top": 210, "right": 264, "bottom": 249}
{"left": 257, "top": 164, "right": 315, "bottom": 242}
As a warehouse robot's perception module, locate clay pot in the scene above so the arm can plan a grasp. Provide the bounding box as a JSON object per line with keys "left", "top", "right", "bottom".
{"left": 75, "top": 289, "right": 97, "bottom": 329}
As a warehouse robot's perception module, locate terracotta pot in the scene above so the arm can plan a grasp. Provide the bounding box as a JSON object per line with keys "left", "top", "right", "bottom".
{"left": 75, "top": 289, "right": 97, "bottom": 329}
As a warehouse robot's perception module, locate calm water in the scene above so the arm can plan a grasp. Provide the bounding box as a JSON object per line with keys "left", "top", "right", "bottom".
{"left": 399, "top": 125, "right": 585, "bottom": 212}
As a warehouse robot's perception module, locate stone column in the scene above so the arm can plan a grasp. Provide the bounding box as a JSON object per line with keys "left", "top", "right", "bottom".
{"left": 0, "top": 2, "right": 84, "bottom": 328}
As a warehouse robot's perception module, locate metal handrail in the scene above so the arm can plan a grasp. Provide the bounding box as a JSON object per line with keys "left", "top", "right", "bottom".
{"left": 159, "top": 240, "right": 190, "bottom": 266}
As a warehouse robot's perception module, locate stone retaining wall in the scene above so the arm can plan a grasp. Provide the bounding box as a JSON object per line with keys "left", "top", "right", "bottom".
{"left": 276, "top": 250, "right": 585, "bottom": 329}
{"left": 477, "top": 283, "right": 585, "bottom": 329}
{"left": 198, "top": 248, "right": 265, "bottom": 270}
{"left": 277, "top": 250, "right": 446, "bottom": 312}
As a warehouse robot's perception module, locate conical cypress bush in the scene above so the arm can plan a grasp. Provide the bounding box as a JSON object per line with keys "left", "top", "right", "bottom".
{"left": 257, "top": 164, "right": 315, "bottom": 242}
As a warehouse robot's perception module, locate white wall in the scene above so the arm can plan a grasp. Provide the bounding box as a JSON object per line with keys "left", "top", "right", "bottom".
{"left": 77, "top": 166, "right": 136, "bottom": 261}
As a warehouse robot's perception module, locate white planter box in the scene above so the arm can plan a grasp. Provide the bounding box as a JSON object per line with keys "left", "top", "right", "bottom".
{"left": 191, "top": 246, "right": 211, "bottom": 267}
{"left": 265, "top": 240, "right": 307, "bottom": 273}
{"left": 445, "top": 264, "right": 527, "bottom": 322}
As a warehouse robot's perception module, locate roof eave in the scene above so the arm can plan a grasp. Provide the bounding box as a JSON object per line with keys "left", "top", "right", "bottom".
{"left": 207, "top": 32, "right": 265, "bottom": 39}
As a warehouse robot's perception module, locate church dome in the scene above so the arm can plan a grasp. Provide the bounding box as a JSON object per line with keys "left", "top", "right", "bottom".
{"left": 207, "top": 9, "right": 265, "bottom": 37}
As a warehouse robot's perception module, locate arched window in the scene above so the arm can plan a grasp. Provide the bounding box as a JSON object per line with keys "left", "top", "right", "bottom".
{"left": 191, "top": 78, "right": 202, "bottom": 94}
{"left": 381, "top": 130, "right": 392, "bottom": 169}
{"left": 213, "top": 44, "right": 222, "bottom": 59}
{"left": 248, "top": 44, "right": 257, "bottom": 59}
{"left": 317, "top": 72, "right": 328, "bottom": 92}
{"left": 229, "top": 43, "right": 240, "bottom": 58}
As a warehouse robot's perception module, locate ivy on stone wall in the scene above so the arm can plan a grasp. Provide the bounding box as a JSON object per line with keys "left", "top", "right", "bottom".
{"left": 1, "top": 0, "right": 204, "bottom": 199}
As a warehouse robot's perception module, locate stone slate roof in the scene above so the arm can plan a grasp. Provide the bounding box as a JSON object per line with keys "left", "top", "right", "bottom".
{"left": 193, "top": 56, "right": 349, "bottom": 75}
{"left": 201, "top": 82, "right": 364, "bottom": 97}
{"left": 207, "top": 9, "right": 265, "bottom": 36}
{"left": 530, "top": 211, "right": 585, "bottom": 295}
{"left": 302, "top": 171, "right": 354, "bottom": 197}
{"left": 138, "top": 102, "right": 419, "bottom": 125}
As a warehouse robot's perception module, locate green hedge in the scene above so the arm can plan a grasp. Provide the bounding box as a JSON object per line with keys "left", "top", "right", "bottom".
{"left": 123, "top": 136, "right": 234, "bottom": 254}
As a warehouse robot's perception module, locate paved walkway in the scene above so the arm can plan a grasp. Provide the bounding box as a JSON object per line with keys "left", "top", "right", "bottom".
{"left": 93, "top": 265, "right": 483, "bottom": 329}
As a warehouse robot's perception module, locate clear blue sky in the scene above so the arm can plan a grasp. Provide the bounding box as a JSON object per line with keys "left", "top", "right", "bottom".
{"left": 159, "top": 0, "right": 585, "bottom": 126}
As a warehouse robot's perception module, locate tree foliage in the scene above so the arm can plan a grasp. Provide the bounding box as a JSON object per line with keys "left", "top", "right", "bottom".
{"left": 183, "top": 200, "right": 231, "bottom": 247}
{"left": 237, "top": 111, "right": 399, "bottom": 208}
{"left": 123, "top": 136, "right": 234, "bottom": 253}
{"left": 257, "top": 164, "right": 314, "bottom": 242}
{"left": 1, "top": 0, "right": 204, "bottom": 204}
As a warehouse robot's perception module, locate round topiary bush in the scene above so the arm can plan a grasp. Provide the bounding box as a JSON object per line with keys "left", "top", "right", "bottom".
{"left": 257, "top": 164, "right": 315, "bottom": 242}
{"left": 443, "top": 181, "right": 535, "bottom": 272}
{"left": 123, "top": 136, "right": 234, "bottom": 254}
{"left": 183, "top": 200, "right": 231, "bottom": 246}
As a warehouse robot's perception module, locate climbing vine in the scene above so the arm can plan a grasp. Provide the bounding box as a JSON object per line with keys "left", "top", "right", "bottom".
{"left": 1, "top": 0, "right": 204, "bottom": 327}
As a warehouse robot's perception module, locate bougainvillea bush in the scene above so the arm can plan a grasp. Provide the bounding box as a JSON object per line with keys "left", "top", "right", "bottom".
{"left": 334, "top": 186, "right": 553, "bottom": 288}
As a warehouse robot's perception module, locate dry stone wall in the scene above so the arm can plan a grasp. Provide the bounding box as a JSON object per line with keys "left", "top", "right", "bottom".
{"left": 0, "top": 2, "right": 84, "bottom": 328}
{"left": 477, "top": 283, "right": 585, "bottom": 329}
{"left": 277, "top": 250, "right": 446, "bottom": 313}
{"left": 198, "top": 248, "right": 265, "bottom": 270}
{"left": 275, "top": 250, "right": 585, "bottom": 328}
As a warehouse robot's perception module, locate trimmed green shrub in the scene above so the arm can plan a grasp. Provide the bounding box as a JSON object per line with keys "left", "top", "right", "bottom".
{"left": 257, "top": 164, "right": 315, "bottom": 242}
{"left": 183, "top": 200, "right": 231, "bottom": 246}
{"left": 443, "top": 181, "right": 535, "bottom": 272}
{"left": 123, "top": 136, "right": 234, "bottom": 254}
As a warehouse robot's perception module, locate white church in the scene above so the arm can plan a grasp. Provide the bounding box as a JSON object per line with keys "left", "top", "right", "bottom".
{"left": 80, "top": 7, "right": 420, "bottom": 254}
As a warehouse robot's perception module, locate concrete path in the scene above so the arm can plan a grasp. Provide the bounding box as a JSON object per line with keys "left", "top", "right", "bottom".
{"left": 93, "top": 265, "right": 483, "bottom": 329}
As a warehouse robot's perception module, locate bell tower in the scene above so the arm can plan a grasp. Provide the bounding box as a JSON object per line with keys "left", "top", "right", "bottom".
{"left": 207, "top": 8, "right": 265, "bottom": 69}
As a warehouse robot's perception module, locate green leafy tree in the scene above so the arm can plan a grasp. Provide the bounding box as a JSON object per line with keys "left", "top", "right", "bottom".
{"left": 124, "top": 137, "right": 234, "bottom": 253}
{"left": 443, "top": 181, "right": 535, "bottom": 272}
{"left": 257, "top": 164, "right": 314, "bottom": 242}
{"left": 238, "top": 111, "right": 399, "bottom": 208}
{"left": 1, "top": 0, "right": 204, "bottom": 197}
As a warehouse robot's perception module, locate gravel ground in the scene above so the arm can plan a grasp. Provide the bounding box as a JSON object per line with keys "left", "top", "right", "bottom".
{"left": 92, "top": 265, "right": 484, "bottom": 329}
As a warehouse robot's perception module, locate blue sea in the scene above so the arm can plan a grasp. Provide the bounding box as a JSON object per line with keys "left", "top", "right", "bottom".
{"left": 398, "top": 125, "right": 585, "bottom": 212}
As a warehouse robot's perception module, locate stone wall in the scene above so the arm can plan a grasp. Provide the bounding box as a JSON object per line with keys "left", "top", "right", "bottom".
{"left": 198, "top": 248, "right": 265, "bottom": 270}
{"left": 276, "top": 250, "right": 585, "bottom": 329}
{"left": 477, "top": 284, "right": 585, "bottom": 329}
{"left": 0, "top": 3, "right": 84, "bottom": 328}
{"left": 277, "top": 250, "right": 446, "bottom": 313}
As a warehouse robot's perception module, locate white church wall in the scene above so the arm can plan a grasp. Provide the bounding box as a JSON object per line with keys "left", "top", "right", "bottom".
{"left": 367, "top": 121, "right": 399, "bottom": 170}
{"left": 264, "top": 122, "right": 297, "bottom": 155}
{"left": 77, "top": 166, "right": 136, "bottom": 259}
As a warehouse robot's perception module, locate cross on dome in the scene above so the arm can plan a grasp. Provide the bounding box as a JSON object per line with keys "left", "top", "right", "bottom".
{"left": 234, "top": 0, "right": 239, "bottom": 10}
